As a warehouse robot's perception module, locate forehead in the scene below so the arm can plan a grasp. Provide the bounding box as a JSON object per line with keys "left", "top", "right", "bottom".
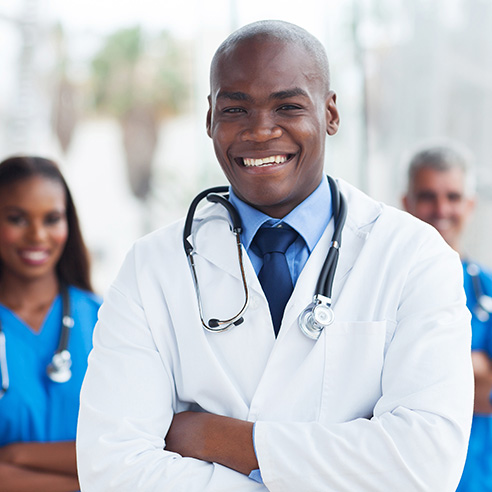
{"left": 211, "top": 38, "right": 324, "bottom": 98}
{"left": 0, "top": 176, "right": 66, "bottom": 207}
{"left": 412, "top": 167, "right": 466, "bottom": 192}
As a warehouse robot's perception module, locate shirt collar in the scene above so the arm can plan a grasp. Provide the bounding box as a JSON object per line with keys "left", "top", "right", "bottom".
{"left": 228, "top": 177, "right": 333, "bottom": 253}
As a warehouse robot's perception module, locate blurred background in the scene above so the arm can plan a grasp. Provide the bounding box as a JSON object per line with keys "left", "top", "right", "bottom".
{"left": 1, "top": 0, "right": 491, "bottom": 294}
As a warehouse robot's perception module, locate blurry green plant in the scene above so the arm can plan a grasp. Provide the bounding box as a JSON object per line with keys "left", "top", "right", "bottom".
{"left": 89, "top": 26, "right": 191, "bottom": 200}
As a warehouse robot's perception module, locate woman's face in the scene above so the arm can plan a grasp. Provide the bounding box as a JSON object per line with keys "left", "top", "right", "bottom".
{"left": 0, "top": 176, "right": 68, "bottom": 284}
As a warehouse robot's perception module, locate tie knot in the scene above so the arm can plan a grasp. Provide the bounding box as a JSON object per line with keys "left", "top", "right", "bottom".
{"left": 254, "top": 226, "right": 299, "bottom": 256}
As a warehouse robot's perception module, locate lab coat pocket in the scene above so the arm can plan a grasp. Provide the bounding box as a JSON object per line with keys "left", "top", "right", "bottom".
{"left": 319, "top": 319, "right": 396, "bottom": 423}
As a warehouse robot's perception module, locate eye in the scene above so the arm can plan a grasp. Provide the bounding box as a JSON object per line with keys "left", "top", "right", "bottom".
{"left": 6, "top": 214, "right": 27, "bottom": 226}
{"left": 44, "top": 212, "right": 65, "bottom": 225}
{"left": 278, "top": 104, "right": 302, "bottom": 111}
{"left": 416, "top": 191, "right": 436, "bottom": 203}
{"left": 447, "top": 193, "right": 462, "bottom": 202}
{"left": 222, "top": 107, "right": 246, "bottom": 114}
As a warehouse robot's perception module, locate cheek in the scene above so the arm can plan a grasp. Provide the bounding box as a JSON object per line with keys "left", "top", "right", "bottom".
{"left": 0, "top": 225, "right": 21, "bottom": 246}
{"left": 51, "top": 223, "right": 69, "bottom": 249}
{"left": 413, "top": 203, "right": 433, "bottom": 218}
{"left": 454, "top": 206, "right": 469, "bottom": 223}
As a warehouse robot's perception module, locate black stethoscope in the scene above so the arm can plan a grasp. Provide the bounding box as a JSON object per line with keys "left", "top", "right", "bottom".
{"left": 0, "top": 285, "right": 74, "bottom": 399}
{"left": 466, "top": 263, "right": 492, "bottom": 322}
{"left": 183, "top": 175, "right": 347, "bottom": 340}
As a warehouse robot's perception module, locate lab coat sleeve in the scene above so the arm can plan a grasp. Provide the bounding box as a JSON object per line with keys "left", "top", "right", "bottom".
{"left": 76, "top": 243, "right": 266, "bottom": 492}
{"left": 254, "top": 233, "right": 473, "bottom": 491}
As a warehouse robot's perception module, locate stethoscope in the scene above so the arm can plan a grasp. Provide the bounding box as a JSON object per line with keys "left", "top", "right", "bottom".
{"left": 183, "top": 175, "right": 347, "bottom": 340}
{"left": 466, "top": 262, "right": 492, "bottom": 322}
{"left": 0, "top": 285, "right": 74, "bottom": 399}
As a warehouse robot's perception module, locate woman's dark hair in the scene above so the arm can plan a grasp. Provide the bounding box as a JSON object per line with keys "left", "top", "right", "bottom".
{"left": 0, "top": 155, "right": 93, "bottom": 292}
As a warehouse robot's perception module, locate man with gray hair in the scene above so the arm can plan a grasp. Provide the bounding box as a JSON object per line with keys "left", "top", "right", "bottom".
{"left": 403, "top": 141, "right": 492, "bottom": 492}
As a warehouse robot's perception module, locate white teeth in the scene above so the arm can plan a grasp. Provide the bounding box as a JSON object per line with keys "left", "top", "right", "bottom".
{"left": 20, "top": 251, "right": 49, "bottom": 261}
{"left": 243, "top": 155, "right": 288, "bottom": 167}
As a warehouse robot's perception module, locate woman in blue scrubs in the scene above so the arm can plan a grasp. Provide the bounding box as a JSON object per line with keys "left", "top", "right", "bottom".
{"left": 0, "top": 156, "right": 101, "bottom": 491}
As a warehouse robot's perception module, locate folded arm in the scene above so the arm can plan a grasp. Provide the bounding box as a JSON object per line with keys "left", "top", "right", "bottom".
{"left": 165, "top": 411, "right": 257, "bottom": 475}
{"left": 0, "top": 441, "right": 79, "bottom": 492}
{"left": 471, "top": 350, "right": 492, "bottom": 414}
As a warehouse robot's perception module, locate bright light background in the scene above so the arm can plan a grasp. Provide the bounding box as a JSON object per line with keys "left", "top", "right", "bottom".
{"left": 1, "top": 0, "right": 492, "bottom": 293}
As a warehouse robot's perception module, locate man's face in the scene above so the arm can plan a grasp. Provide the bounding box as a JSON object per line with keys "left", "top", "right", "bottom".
{"left": 403, "top": 167, "right": 475, "bottom": 251}
{"left": 207, "top": 38, "right": 339, "bottom": 218}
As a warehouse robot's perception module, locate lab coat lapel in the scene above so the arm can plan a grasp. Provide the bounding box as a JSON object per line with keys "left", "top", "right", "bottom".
{"left": 281, "top": 179, "right": 381, "bottom": 334}
{"left": 332, "top": 179, "right": 383, "bottom": 290}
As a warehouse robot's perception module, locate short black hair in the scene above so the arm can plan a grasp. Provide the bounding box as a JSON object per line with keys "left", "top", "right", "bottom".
{"left": 211, "top": 20, "right": 331, "bottom": 93}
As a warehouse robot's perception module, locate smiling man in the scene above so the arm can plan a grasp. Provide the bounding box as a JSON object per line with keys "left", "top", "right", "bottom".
{"left": 403, "top": 142, "right": 492, "bottom": 492}
{"left": 77, "top": 21, "right": 473, "bottom": 491}
{"left": 206, "top": 29, "right": 338, "bottom": 219}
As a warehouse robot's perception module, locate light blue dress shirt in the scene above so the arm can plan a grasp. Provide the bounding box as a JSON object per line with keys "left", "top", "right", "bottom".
{"left": 228, "top": 176, "right": 333, "bottom": 286}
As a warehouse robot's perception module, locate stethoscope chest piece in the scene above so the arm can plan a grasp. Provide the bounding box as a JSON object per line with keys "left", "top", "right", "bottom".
{"left": 298, "top": 294, "right": 335, "bottom": 340}
{"left": 0, "top": 287, "right": 74, "bottom": 394}
{"left": 46, "top": 312, "right": 74, "bottom": 383}
{"left": 46, "top": 349, "right": 72, "bottom": 383}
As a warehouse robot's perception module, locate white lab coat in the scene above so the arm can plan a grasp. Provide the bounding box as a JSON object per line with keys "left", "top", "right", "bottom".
{"left": 77, "top": 179, "right": 473, "bottom": 491}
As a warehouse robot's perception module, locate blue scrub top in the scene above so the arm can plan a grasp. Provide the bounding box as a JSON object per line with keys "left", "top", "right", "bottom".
{"left": 0, "top": 286, "right": 101, "bottom": 445}
{"left": 457, "top": 261, "right": 492, "bottom": 492}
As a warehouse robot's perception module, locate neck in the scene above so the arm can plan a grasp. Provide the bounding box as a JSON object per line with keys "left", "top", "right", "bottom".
{"left": 0, "top": 273, "right": 60, "bottom": 311}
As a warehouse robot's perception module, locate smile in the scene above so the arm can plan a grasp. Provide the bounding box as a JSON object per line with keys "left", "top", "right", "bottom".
{"left": 18, "top": 249, "right": 50, "bottom": 265}
{"left": 241, "top": 154, "right": 292, "bottom": 167}
{"left": 432, "top": 219, "right": 455, "bottom": 231}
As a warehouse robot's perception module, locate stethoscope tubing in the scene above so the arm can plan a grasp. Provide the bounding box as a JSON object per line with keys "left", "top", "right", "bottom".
{"left": 183, "top": 175, "right": 347, "bottom": 337}
{"left": 467, "top": 262, "right": 492, "bottom": 321}
{"left": 184, "top": 187, "right": 249, "bottom": 332}
{"left": 316, "top": 177, "right": 347, "bottom": 299}
{"left": 0, "top": 285, "right": 74, "bottom": 397}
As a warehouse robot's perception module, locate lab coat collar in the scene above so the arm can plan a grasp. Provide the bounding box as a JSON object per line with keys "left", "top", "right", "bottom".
{"left": 280, "top": 179, "right": 383, "bottom": 336}
{"left": 334, "top": 178, "right": 383, "bottom": 283}
{"left": 189, "top": 179, "right": 384, "bottom": 297}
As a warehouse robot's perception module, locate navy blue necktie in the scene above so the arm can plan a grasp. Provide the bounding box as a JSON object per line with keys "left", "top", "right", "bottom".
{"left": 253, "top": 226, "right": 299, "bottom": 336}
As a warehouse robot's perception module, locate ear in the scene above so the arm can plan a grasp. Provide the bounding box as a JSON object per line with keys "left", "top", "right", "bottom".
{"left": 402, "top": 194, "right": 410, "bottom": 212}
{"left": 325, "top": 91, "right": 340, "bottom": 136}
{"left": 465, "top": 196, "right": 476, "bottom": 217}
{"left": 206, "top": 95, "right": 212, "bottom": 138}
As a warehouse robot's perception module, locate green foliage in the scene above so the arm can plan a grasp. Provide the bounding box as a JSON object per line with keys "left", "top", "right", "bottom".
{"left": 89, "top": 26, "right": 190, "bottom": 119}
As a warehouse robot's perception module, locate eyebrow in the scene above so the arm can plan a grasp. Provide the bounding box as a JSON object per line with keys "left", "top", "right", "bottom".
{"left": 216, "top": 87, "right": 309, "bottom": 103}
{"left": 216, "top": 91, "right": 253, "bottom": 102}
{"left": 269, "top": 88, "right": 309, "bottom": 100}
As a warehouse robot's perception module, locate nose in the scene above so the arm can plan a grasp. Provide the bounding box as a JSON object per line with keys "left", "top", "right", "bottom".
{"left": 241, "top": 111, "right": 282, "bottom": 142}
{"left": 434, "top": 197, "right": 452, "bottom": 217}
{"left": 27, "top": 221, "right": 47, "bottom": 242}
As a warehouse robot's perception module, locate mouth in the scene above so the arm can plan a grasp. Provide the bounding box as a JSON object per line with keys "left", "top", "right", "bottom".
{"left": 18, "top": 249, "right": 51, "bottom": 265}
{"left": 431, "top": 219, "right": 454, "bottom": 231}
{"left": 238, "top": 154, "right": 294, "bottom": 168}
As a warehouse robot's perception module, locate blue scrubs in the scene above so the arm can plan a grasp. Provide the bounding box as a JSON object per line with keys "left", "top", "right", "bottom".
{"left": 457, "top": 261, "right": 492, "bottom": 492}
{"left": 0, "top": 286, "right": 101, "bottom": 445}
